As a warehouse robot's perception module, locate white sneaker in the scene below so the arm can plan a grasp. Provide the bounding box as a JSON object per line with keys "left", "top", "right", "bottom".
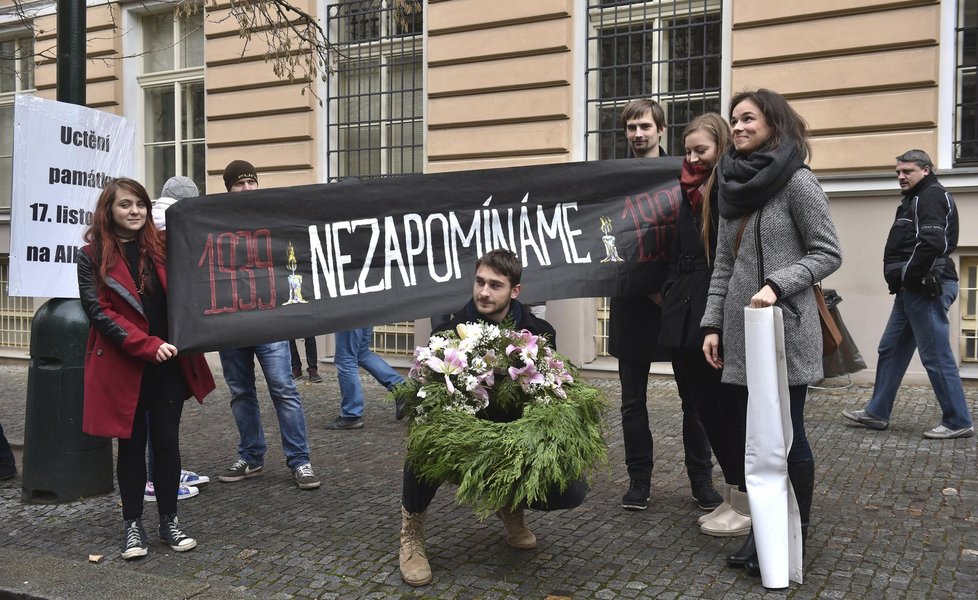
{"left": 923, "top": 425, "right": 974, "bottom": 439}
{"left": 179, "top": 469, "right": 210, "bottom": 486}
{"left": 144, "top": 481, "right": 199, "bottom": 502}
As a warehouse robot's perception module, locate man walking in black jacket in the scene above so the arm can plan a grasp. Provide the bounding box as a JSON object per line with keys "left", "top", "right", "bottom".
{"left": 843, "top": 149, "right": 974, "bottom": 439}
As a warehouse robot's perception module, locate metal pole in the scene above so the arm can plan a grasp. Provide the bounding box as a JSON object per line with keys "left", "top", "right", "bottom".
{"left": 56, "top": 0, "right": 86, "bottom": 105}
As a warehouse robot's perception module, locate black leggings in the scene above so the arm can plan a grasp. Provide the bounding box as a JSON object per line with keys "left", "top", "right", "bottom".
{"left": 672, "top": 348, "right": 747, "bottom": 487}
{"left": 118, "top": 380, "right": 185, "bottom": 520}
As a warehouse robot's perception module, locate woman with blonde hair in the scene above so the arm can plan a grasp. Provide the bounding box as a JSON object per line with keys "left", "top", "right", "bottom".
{"left": 660, "top": 113, "right": 749, "bottom": 537}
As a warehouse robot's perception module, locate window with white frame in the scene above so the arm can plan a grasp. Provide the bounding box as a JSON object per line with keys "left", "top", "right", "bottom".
{"left": 585, "top": 0, "right": 722, "bottom": 355}
{"left": 138, "top": 7, "right": 205, "bottom": 197}
{"left": 326, "top": 0, "right": 423, "bottom": 355}
{"left": 1, "top": 34, "right": 34, "bottom": 211}
{"left": 955, "top": 0, "right": 978, "bottom": 165}
{"left": 960, "top": 256, "right": 977, "bottom": 362}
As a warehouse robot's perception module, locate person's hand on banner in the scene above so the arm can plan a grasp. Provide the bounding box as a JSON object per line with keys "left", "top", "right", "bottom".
{"left": 156, "top": 343, "right": 178, "bottom": 362}
{"left": 749, "top": 284, "right": 778, "bottom": 308}
{"left": 703, "top": 333, "right": 723, "bottom": 369}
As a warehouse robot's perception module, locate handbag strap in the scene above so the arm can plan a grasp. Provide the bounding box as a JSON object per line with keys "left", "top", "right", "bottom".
{"left": 753, "top": 205, "right": 765, "bottom": 291}
{"left": 733, "top": 215, "right": 749, "bottom": 255}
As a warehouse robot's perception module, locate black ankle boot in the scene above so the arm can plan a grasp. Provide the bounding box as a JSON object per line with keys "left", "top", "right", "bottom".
{"left": 726, "top": 528, "right": 755, "bottom": 568}
{"left": 788, "top": 460, "right": 815, "bottom": 558}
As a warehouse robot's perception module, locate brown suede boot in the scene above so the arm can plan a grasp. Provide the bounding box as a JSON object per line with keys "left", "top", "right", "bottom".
{"left": 496, "top": 506, "right": 537, "bottom": 549}
{"left": 399, "top": 507, "right": 432, "bottom": 586}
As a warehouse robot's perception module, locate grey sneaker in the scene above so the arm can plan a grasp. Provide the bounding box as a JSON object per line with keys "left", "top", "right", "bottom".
{"left": 121, "top": 518, "right": 148, "bottom": 560}
{"left": 842, "top": 409, "right": 888, "bottom": 431}
{"left": 922, "top": 425, "right": 975, "bottom": 439}
{"left": 293, "top": 463, "right": 321, "bottom": 490}
{"left": 218, "top": 459, "right": 264, "bottom": 482}
{"left": 325, "top": 416, "right": 364, "bottom": 430}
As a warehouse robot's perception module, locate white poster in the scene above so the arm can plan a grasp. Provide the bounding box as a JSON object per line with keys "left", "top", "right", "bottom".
{"left": 8, "top": 95, "right": 135, "bottom": 298}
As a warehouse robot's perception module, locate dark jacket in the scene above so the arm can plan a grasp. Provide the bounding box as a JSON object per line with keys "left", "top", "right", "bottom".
{"left": 883, "top": 172, "right": 959, "bottom": 293}
{"left": 77, "top": 244, "right": 215, "bottom": 438}
{"left": 659, "top": 181, "right": 720, "bottom": 349}
{"left": 434, "top": 298, "right": 557, "bottom": 347}
{"left": 608, "top": 147, "right": 673, "bottom": 363}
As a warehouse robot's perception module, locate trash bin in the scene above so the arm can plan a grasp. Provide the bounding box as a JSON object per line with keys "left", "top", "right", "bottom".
{"left": 22, "top": 298, "right": 113, "bottom": 503}
{"left": 820, "top": 288, "right": 867, "bottom": 383}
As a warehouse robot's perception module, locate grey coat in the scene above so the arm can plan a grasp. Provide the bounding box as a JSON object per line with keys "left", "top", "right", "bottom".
{"left": 701, "top": 169, "right": 842, "bottom": 386}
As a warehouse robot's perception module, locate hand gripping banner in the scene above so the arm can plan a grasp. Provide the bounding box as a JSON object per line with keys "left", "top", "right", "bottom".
{"left": 166, "top": 158, "right": 682, "bottom": 352}
{"left": 743, "top": 306, "right": 804, "bottom": 588}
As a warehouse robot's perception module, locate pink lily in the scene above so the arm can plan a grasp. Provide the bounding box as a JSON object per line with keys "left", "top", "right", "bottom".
{"left": 425, "top": 348, "right": 467, "bottom": 394}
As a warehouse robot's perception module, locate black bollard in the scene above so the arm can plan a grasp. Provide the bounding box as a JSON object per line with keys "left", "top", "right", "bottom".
{"left": 22, "top": 299, "right": 113, "bottom": 503}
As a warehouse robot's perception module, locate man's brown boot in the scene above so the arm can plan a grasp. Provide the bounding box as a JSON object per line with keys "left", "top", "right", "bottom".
{"left": 399, "top": 507, "right": 432, "bottom": 586}
{"left": 496, "top": 506, "right": 537, "bottom": 549}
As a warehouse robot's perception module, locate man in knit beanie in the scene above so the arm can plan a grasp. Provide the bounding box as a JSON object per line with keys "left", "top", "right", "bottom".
{"left": 223, "top": 160, "right": 259, "bottom": 192}
{"left": 216, "top": 158, "right": 321, "bottom": 491}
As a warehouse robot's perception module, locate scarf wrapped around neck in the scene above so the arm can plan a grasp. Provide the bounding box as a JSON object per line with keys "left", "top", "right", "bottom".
{"left": 680, "top": 159, "right": 710, "bottom": 215}
{"left": 717, "top": 139, "right": 806, "bottom": 219}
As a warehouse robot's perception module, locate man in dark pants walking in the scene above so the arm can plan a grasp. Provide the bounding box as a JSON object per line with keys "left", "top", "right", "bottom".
{"left": 611, "top": 99, "right": 722, "bottom": 511}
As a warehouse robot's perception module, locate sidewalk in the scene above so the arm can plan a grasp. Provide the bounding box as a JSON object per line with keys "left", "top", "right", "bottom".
{"left": 0, "top": 363, "right": 975, "bottom": 599}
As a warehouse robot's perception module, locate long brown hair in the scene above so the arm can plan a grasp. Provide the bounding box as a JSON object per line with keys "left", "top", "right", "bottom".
{"left": 83, "top": 177, "right": 165, "bottom": 288}
{"left": 682, "top": 113, "right": 731, "bottom": 261}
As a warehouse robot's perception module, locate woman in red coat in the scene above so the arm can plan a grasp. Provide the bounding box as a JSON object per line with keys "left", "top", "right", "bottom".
{"left": 76, "top": 177, "right": 215, "bottom": 560}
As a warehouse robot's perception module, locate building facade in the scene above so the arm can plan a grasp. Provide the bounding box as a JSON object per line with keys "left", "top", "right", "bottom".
{"left": 1, "top": 0, "right": 976, "bottom": 381}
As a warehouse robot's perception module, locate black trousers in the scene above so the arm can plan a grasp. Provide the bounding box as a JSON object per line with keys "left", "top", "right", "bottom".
{"left": 118, "top": 374, "right": 186, "bottom": 520}
{"left": 289, "top": 338, "right": 318, "bottom": 372}
{"left": 0, "top": 420, "right": 15, "bottom": 476}
{"left": 618, "top": 359, "right": 655, "bottom": 481}
{"left": 672, "top": 348, "right": 745, "bottom": 486}
{"left": 401, "top": 463, "right": 588, "bottom": 513}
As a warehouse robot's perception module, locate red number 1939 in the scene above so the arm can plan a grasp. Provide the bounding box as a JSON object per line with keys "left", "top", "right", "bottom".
{"left": 197, "top": 229, "right": 276, "bottom": 314}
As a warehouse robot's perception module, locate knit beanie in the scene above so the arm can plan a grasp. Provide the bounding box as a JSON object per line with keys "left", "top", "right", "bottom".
{"left": 160, "top": 176, "right": 199, "bottom": 201}
{"left": 223, "top": 160, "right": 258, "bottom": 191}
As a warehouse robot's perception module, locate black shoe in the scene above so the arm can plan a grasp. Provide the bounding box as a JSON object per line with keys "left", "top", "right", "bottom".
{"left": 621, "top": 478, "right": 650, "bottom": 510}
{"left": 325, "top": 416, "right": 364, "bottom": 430}
{"left": 726, "top": 529, "right": 755, "bottom": 568}
{"left": 395, "top": 397, "right": 407, "bottom": 421}
{"left": 121, "top": 518, "right": 148, "bottom": 560}
{"left": 745, "top": 557, "right": 761, "bottom": 577}
{"left": 691, "top": 479, "right": 723, "bottom": 510}
{"left": 158, "top": 513, "right": 196, "bottom": 552}
{"left": 0, "top": 461, "right": 16, "bottom": 481}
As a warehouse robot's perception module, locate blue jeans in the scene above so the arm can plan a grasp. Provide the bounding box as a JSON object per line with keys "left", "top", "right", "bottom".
{"left": 865, "top": 281, "right": 973, "bottom": 429}
{"left": 335, "top": 327, "right": 405, "bottom": 419}
{"left": 219, "top": 342, "right": 312, "bottom": 470}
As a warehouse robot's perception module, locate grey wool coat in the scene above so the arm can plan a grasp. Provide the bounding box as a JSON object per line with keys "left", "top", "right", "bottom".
{"left": 700, "top": 168, "right": 843, "bottom": 386}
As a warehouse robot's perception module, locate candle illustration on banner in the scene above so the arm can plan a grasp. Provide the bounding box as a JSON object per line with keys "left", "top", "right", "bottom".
{"left": 599, "top": 216, "right": 623, "bottom": 263}
{"left": 283, "top": 241, "right": 308, "bottom": 305}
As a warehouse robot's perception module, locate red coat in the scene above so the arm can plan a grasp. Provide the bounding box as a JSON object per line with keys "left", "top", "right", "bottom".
{"left": 76, "top": 243, "right": 215, "bottom": 439}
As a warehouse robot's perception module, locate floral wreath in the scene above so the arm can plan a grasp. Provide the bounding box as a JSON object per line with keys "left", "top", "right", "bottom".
{"left": 392, "top": 321, "right": 607, "bottom": 514}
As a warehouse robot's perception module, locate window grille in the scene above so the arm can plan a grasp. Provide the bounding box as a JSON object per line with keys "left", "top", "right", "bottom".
{"left": 326, "top": 0, "right": 423, "bottom": 181}
{"left": 961, "top": 257, "right": 978, "bottom": 362}
{"left": 956, "top": 1, "right": 978, "bottom": 165}
{"left": 327, "top": 0, "right": 423, "bottom": 355}
{"left": 585, "top": 0, "right": 722, "bottom": 355}
{"left": 138, "top": 8, "right": 206, "bottom": 197}
{"left": 1, "top": 35, "right": 34, "bottom": 211}
{"left": 0, "top": 260, "right": 32, "bottom": 349}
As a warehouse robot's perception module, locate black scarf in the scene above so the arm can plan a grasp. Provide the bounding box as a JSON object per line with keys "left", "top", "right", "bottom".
{"left": 717, "top": 139, "right": 806, "bottom": 219}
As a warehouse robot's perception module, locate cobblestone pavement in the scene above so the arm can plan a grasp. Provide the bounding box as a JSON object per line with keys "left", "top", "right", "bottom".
{"left": 0, "top": 363, "right": 976, "bottom": 599}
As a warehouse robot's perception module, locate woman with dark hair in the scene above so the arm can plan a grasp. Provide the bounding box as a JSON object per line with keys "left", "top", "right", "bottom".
{"left": 701, "top": 90, "right": 842, "bottom": 583}
{"left": 660, "top": 113, "right": 750, "bottom": 537}
{"left": 76, "top": 177, "right": 215, "bottom": 560}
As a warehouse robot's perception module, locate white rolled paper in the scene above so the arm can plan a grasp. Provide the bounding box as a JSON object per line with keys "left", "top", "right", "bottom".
{"left": 743, "top": 306, "right": 803, "bottom": 588}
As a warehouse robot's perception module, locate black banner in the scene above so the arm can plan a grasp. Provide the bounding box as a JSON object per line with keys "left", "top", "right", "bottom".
{"left": 166, "top": 158, "right": 682, "bottom": 352}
